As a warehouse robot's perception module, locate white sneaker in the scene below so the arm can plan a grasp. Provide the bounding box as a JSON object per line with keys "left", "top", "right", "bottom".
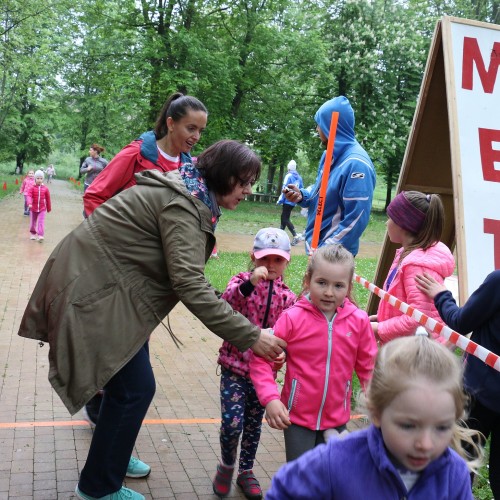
{"left": 30, "top": 235, "right": 36, "bottom": 240}
{"left": 38, "top": 236, "right": 44, "bottom": 243}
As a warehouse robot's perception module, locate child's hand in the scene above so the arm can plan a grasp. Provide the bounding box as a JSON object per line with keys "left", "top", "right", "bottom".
{"left": 368, "top": 314, "right": 377, "bottom": 321}
{"left": 265, "top": 400, "right": 291, "bottom": 430}
{"left": 250, "top": 266, "right": 268, "bottom": 285}
{"left": 415, "top": 273, "right": 447, "bottom": 299}
{"left": 272, "top": 351, "right": 286, "bottom": 371}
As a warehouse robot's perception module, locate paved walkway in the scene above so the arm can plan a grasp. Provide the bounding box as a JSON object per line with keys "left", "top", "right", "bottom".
{"left": 0, "top": 181, "right": 366, "bottom": 499}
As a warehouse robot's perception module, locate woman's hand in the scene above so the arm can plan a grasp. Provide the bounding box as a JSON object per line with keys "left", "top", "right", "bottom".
{"left": 265, "top": 400, "right": 291, "bottom": 430}
{"left": 250, "top": 330, "right": 287, "bottom": 362}
{"left": 284, "top": 185, "right": 302, "bottom": 203}
{"left": 415, "top": 273, "right": 447, "bottom": 299}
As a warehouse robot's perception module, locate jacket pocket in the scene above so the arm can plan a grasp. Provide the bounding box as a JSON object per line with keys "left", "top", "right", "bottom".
{"left": 72, "top": 283, "right": 117, "bottom": 308}
{"left": 287, "top": 378, "right": 298, "bottom": 412}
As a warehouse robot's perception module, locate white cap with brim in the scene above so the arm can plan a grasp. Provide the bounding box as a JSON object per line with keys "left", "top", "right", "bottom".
{"left": 253, "top": 228, "right": 291, "bottom": 261}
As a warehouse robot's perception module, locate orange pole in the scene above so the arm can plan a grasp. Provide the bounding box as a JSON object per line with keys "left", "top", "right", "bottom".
{"left": 310, "top": 111, "right": 339, "bottom": 254}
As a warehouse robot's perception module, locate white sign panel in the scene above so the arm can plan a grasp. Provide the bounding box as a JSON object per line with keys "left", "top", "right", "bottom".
{"left": 449, "top": 20, "right": 500, "bottom": 295}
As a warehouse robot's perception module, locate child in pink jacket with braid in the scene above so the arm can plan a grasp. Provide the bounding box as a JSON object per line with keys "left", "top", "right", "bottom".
{"left": 369, "top": 191, "right": 455, "bottom": 345}
{"left": 213, "top": 228, "right": 296, "bottom": 500}
{"left": 250, "top": 244, "right": 377, "bottom": 463}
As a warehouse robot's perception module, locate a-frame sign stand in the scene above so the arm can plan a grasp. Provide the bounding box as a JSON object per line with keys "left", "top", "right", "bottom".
{"left": 367, "top": 16, "right": 500, "bottom": 315}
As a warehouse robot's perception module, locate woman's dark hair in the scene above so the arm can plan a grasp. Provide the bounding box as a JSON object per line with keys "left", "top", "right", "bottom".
{"left": 154, "top": 92, "right": 208, "bottom": 139}
{"left": 196, "top": 140, "right": 261, "bottom": 196}
{"left": 90, "top": 143, "right": 105, "bottom": 155}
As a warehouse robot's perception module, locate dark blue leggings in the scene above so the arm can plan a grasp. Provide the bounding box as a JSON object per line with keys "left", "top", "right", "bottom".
{"left": 467, "top": 397, "right": 500, "bottom": 497}
{"left": 219, "top": 368, "right": 265, "bottom": 472}
{"left": 78, "top": 343, "right": 155, "bottom": 496}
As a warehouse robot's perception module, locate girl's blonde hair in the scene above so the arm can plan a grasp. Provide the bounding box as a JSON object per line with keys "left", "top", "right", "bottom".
{"left": 367, "top": 335, "right": 483, "bottom": 472}
{"left": 302, "top": 244, "right": 356, "bottom": 304}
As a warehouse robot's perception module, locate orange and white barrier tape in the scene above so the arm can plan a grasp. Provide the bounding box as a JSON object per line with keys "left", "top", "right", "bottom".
{"left": 354, "top": 273, "right": 500, "bottom": 372}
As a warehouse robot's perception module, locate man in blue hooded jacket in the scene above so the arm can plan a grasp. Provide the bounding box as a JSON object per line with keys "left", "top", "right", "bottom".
{"left": 284, "top": 96, "right": 376, "bottom": 256}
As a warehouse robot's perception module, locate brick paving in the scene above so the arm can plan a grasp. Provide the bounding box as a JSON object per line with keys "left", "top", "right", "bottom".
{"left": 0, "top": 180, "right": 366, "bottom": 499}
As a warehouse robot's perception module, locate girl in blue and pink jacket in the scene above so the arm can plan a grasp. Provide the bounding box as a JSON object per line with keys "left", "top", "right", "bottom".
{"left": 370, "top": 191, "right": 455, "bottom": 345}
{"left": 250, "top": 244, "right": 377, "bottom": 462}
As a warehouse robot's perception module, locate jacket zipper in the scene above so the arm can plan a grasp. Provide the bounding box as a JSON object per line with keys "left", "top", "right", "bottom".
{"left": 316, "top": 314, "right": 335, "bottom": 430}
{"left": 344, "top": 380, "right": 351, "bottom": 411}
{"left": 261, "top": 280, "right": 274, "bottom": 329}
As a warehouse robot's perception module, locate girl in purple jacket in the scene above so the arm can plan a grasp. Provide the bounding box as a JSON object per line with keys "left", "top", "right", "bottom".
{"left": 213, "top": 228, "right": 296, "bottom": 499}
{"left": 250, "top": 244, "right": 377, "bottom": 462}
{"left": 267, "top": 335, "right": 482, "bottom": 500}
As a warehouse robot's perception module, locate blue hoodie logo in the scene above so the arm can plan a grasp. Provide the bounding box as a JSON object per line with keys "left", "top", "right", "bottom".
{"left": 351, "top": 172, "right": 365, "bottom": 179}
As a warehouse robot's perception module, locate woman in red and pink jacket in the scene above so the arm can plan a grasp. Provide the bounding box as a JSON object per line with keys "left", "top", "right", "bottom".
{"left": 250, "top": 244, "right": 377, "bottom": 463}
{"left": 27, "top": 170, "right": 51, "bottom": 242}
{"left": 370, "top": 191, "right": 455, "bottom": 345}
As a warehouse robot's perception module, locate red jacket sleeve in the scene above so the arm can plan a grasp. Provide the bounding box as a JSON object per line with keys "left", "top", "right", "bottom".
{"left": 45, "top": 188, "right": 51, "bottom": 212}
{"left": 83, "top": 141, "right": 140, "bottom": 216}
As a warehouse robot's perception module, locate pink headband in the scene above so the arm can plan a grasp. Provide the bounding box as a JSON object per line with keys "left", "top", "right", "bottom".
{"left": 387, "top": 192, "right": 427, "bottom": 234}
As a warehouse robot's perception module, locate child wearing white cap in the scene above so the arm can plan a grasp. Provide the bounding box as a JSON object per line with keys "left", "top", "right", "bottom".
{"left": 213, "top": 228, "right": 296, "bottom": 499}
{"left": 27, "top": 170, "right": 51, "bottom": 242}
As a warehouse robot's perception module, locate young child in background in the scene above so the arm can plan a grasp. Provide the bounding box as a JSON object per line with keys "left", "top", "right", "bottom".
{"left": 416, "top": 271, "right": 500, "bottom": 497}
{"left": 20, "top": 169, "right": 35, "bottom": 216}
{"left": 27, "top": 170, "right": 51, "bottom": 242}
{"left": 46, "top": 164, "right": 56, "bottom": 183}
{"left": 213, "top": 228, "right": 296, "bottom": 500}
{"left": 266, "top": 335, "right": 482, "bottom": 499}
{"left": 370, "top": 191, "right": 455, "bottom": 344}
{"left": 250, "top": 244, "right": 377, "bottom": 463}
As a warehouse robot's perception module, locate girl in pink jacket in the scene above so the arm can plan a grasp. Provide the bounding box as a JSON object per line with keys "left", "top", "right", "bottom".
{"left": 19, "top": 169, "right": 35, "bottom": 216}
{"left": 27, "top": 170, "right": 51, "bottom": 242}
{"left": 370, "top": 191, "right": 455, "bottom": 345}
{"left": 250, "top": 244, "right": 377, "bottom": 462}
{"left": 213, "top": 228, "right": 296, "bottom": 499}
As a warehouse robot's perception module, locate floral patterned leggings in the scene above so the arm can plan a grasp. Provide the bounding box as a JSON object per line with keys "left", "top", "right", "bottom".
{"left": 219, "top": 368, "right": 265, "bottom": 472}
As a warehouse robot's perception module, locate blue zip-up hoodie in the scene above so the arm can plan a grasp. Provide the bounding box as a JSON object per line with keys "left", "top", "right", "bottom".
{"left": 300, "top": 96, "right": 376, "bottom": 256}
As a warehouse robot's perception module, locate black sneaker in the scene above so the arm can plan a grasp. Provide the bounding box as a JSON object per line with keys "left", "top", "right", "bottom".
{"left": 82, "top": 392, "right": 104, "bottom": 426}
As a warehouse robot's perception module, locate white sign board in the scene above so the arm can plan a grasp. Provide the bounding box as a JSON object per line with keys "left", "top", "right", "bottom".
{"left": 445, "top": 18, "right": 500, "bottom": 295}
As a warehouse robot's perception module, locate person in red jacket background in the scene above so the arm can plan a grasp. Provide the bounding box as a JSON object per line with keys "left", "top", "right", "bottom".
{"left": 27, "top": 170, "right": 51, "bottom": 242}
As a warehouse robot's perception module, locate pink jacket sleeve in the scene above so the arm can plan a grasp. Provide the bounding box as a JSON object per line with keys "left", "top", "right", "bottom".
{"left": 249, "top": 313, "right": 291, "bottom": 406}
{"left": 377, "top": 264, "right": 445, "bottom": 343}
{"left": 354, "top": 314, "right": 378, "bottom": 390}
{"left": 26, "top": 186, "right": 34, "bottom": 206}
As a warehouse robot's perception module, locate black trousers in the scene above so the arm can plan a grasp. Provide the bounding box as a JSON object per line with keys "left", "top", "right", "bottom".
{"left": 280, "top": 204, "right": 296, "bottom": 237}
{"left": 467, "top": 396, "right": 500, "bottom": 498}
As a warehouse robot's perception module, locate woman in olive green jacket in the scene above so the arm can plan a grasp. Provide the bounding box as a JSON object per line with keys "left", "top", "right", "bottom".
{"left": 18, "top": 140, "right": 286, "bottom": 500}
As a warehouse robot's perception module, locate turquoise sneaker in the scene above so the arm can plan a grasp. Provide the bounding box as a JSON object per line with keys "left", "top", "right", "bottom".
{"left": 126, "top": 456, "right": 151, "bottom": 478}
{"left": 75, "top": 485, "right": 145, "bottom": 499}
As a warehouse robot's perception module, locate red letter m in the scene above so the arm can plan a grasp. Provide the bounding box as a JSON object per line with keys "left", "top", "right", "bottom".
{"left": 462, "top": 37, "right": 500, "bottom": 93}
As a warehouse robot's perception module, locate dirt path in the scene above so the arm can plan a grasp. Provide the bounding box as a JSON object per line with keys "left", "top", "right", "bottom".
{"left": 215, "top": 232, "right": 382, "bottom": 259}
